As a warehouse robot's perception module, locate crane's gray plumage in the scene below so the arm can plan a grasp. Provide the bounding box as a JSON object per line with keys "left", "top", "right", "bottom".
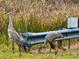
{"left": 9, "top": 31, "right": 24, "bottom": 45}
{"left": 45, "top": 32, "right": 64, "bottom": 53}
{"left": 45, "top": 32, "right": 63, "bottom": 42}
{"left": 8, "top": 14, "right": 26, "bottom": 54}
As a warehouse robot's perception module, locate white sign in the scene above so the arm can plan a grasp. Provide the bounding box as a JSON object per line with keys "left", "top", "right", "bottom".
{"left": 68, "top": 17, "right": 78, "bottom": 28}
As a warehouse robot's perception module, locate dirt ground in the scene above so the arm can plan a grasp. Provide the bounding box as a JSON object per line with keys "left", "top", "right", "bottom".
{"left": 29, "top": 42, "right": 79, "bottom": 56}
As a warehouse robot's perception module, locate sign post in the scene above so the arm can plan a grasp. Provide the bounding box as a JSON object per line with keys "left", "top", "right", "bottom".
{"left": 68, "top": 17, "right": 78, "bottom": 28}
{"left": 67, "top": 17, "right": 78, "bottom": 49}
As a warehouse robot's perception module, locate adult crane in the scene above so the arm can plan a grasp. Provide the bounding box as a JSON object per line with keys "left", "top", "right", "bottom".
{"left": 8, "top": 13, "right": 27, "bottom": 55}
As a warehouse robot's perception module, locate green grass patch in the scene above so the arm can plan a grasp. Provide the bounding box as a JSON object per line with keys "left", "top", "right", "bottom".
{"left": 0, "top": 44, "right": 79, "bottom": 59}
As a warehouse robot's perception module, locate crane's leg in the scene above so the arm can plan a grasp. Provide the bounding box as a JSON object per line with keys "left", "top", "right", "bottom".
{"left": 52, "top": 41, "right": 58, "bottom": 55}
{"left": 49, "top": 45, "right": 52, "bottom": 53}
{"left": 54, "top": 47, "right": 58, "bottom": 55}
{"left": 23, "top": 45, "right": 27, "bottom": 52}
{"left": 57, "top": 40, "right": 66, "bottom": 51}
{"left": 49, "top": 41, "right": 59, "bottom": 54}
{"left": 38, "top": 44, "right": 43, "bottom": 53}
{"left": 43, "top": 40, "right": 53, "bottom": 53}
{"left": 57, "top": 40, "right": 62, "bottom": 48}
{"left": 18, "top": 45, "right": 21, "bottom": 56}
{"left": 12, "top": 41, "right": 14, "bottom": 53}
{"left": 49, "top": 41, "right": 55, "bottom": 53}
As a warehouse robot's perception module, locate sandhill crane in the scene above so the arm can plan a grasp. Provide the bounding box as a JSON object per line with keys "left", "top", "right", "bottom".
{"left": 8, "top": 14, "right": 27, "bottom": 55}
{"left": 45, "top": 32, "right": 66, "bottom": 54}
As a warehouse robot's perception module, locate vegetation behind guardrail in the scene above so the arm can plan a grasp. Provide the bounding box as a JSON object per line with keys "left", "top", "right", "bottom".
{"left": 0, "top": 13, "right": 67, "bottom": 44}
{"left": 0, "top": 0, "right": 79, "bottom": 44}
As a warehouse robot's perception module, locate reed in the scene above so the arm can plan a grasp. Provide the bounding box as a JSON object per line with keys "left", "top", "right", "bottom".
{"left": 0, "top": 0, "right": 78, "bottom": 44}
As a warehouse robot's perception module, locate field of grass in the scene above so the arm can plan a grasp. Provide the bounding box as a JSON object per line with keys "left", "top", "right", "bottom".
{"left": 0, "top": 0, "right": 79, "bottom": 59}
{"left": 0, "top": 0, "right": 79, "bottom": 34}
{"left": 0, "top": 44, "right": 79, "bottom": 59}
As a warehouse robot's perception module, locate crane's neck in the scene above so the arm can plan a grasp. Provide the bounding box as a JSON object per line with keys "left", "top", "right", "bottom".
{"left": 8, "top": 15, "right": 14, "bottom": 31}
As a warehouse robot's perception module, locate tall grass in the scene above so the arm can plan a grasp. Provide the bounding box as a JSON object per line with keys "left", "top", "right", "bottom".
{"left": 0, "top": 13, "right": 67, "bottom": 44}
{"left": 0, "top": 1, "right": 79, "bottom": 59}
{"left": 0, "top": 0, "right": 78, "bottom": 44}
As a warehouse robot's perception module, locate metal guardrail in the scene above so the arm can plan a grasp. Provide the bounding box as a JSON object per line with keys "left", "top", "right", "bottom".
{"left": 22, "top": 28, "right": 79, "bottom": 50}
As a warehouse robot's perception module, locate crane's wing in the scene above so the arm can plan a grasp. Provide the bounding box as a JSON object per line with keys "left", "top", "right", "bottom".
{"left": 9, "top": 30, "right": 24, "bottom": 45}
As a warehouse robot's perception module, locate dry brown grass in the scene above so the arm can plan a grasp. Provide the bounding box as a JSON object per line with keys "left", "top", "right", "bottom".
{"left": 0, "top": 0, "right": 79, "bottom": 19}
{"left": 0, "top": 0, "right": 79, "bottom": 42}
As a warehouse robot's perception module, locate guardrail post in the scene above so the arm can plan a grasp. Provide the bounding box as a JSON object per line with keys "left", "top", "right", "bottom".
{"left": 68, "top": 39, "right": 70, "bottom": 49}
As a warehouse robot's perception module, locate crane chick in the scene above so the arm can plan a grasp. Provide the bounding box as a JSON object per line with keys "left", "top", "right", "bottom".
{"left": 45, "top": 32, "right": 66, "bottom": 54}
